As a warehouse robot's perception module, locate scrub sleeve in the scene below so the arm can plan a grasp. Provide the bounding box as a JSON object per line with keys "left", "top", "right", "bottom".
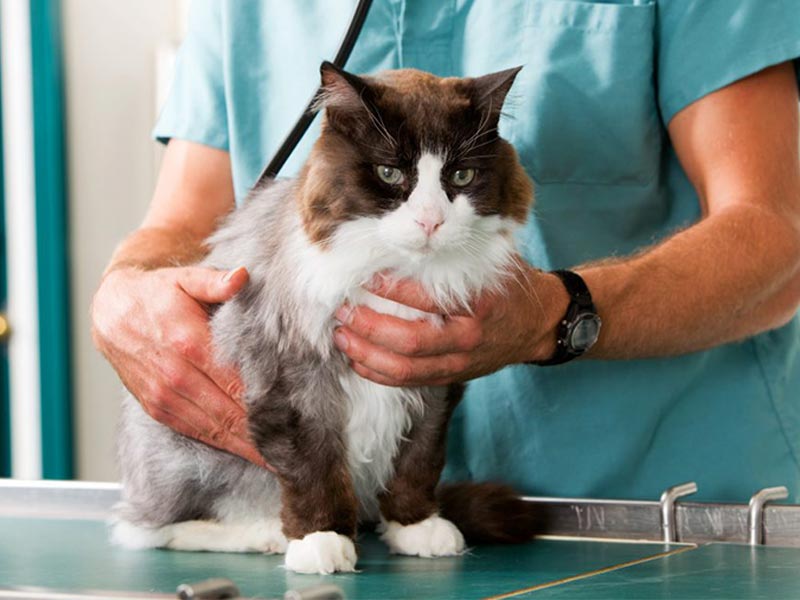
{"left": 655, "top": 0, "right": 800, "bottom": 473}
{"left": 153, "top": 0, "right": 228, "bottom": 151}
{"left": 656, "top": 0, "right": 800, "bottom": 124}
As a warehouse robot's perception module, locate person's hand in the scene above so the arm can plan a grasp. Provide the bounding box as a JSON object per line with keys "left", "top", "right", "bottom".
{"left": 91, "top": 265, "right": 270, "bottom": 469}
{"left": 333, "top": 261, "right": 567, "bottom": 387}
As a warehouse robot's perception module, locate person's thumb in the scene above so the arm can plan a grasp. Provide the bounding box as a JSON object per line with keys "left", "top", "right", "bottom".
{"left": 176, "top": 265, "right": 249, "bottom": 304}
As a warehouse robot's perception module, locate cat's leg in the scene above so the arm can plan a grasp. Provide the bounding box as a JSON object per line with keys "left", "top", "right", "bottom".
{"left": 249, "top": 390, "right": 359, "bottom": 574}
{"left": 111, "top": 518, "right": 287, "bottom": 553}
{"left": 114, "top": 398, "right": 286, "bottom": 554}
{"left": 378, "top": 384, "right": 466, "bottom": 558}
{"left": 112, "top": 468, "right": 287, "bottom": 554}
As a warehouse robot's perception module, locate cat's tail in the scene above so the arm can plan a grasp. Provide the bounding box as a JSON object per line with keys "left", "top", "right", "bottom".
{"left": 436, "top": 482, "right": 543, "bottom": 544}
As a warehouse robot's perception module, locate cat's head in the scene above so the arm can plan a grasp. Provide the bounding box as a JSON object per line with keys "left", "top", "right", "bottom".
{"left": 297, "top": 62, "right": 533, "bottom": 286}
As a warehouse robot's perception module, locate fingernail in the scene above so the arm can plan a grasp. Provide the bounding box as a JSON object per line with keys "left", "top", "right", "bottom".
{"left": 335, "top": 305, "right": 351, "bottom": 324}
{"left": 223, "top": 266, "right": 246, "bottom": 283}
{"left": 333, "top": 328, "right": 349, "bottom": 351}
{"left": 365, "top": 273, "right": 384, "bottom": 291}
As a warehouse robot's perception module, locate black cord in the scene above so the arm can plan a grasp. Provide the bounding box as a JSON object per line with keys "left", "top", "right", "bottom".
{"left": 255, "top": 0, "right": 374, "bottom": 185}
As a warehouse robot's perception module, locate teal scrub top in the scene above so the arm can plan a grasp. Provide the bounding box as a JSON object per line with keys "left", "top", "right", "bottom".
{"left": 155, "top": 0, "right": 800, "bottom": 503}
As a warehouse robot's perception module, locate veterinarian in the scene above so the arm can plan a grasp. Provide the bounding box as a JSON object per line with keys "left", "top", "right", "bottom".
{"left": 92, "top": 1, "right": 800, "bottom": 502}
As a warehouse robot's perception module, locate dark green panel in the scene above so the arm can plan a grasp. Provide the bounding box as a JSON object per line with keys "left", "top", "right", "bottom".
{"left": 0, "top": 518, "right": 677, "bottom": 599}
{"left": 29, "top": 0, "right": 72, "bottom": 478}
{"left": 0, "top": 18, "right": 9, "bottom": 478}
{"left": 528, "top": 543, "right": 800, "bottom": 599}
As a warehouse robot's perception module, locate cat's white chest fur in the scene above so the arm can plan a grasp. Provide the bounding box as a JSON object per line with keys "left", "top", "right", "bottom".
{"left": 286, "top": 177, "right": 515, "bottom": 518}
{"left": 339, "top": 289, "right": 429, "bottom": 519}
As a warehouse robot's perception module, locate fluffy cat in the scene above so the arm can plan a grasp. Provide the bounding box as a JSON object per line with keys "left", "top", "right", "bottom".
{"left": 113, "top": 62, "right": 536, "bottom": 574}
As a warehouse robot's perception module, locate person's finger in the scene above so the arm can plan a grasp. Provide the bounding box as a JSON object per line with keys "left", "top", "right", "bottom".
{"left": 154, "top": 354, "right": 248, "bottom": 423}
{"left": 334, "top": 327, "right": 470, "bottom": 385}
{"left": 335, "top": 304, "right": 481, "bottom": 357}
{"left": 205, "top": 364, "right": 246, "bottom": 404}
{"left": 201, "top": 432, "right": 270, "bottom": 470}
{"left": 136, "top": 351, "right": 267, "bottom": 469}
{"left": 146, "top": 393, "right": 269, "bottom": 470}
{"left": 143, "top": 365, "right": 269, "bottom": 470}
{"left": 349, "top": 361, "right": 405, "bottom": 387}
{"left": 365, "top": 275, "right": 473, "bottom": 316}
{"left": 349, "top": 360, "right": 453, "bottom": 388}
{"left": 176, "top": 265, "right": 249, "bottom": 304}
{"left": 164, "top": 316, "right": 247, "bottom": 403}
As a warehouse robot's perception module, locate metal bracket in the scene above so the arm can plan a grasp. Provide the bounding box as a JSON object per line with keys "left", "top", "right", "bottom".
{"left": 176, "top": 579, "right": 345, "bottom": 600}
{"left": 748, "top": 486, "right": 789, "bottom": 546}
{"left": 284, "top": 584, "right": 346, "bottom": 600}
{"left": 177, "top": 579, "right": 240, "bottom": 600}
{"left": 659, "top": 482, "right": 698, "bottom": 543}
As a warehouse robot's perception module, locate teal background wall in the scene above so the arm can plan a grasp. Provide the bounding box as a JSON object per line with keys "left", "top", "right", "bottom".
{"left": 30, "top": 0, "right": 72, "bottom": 479}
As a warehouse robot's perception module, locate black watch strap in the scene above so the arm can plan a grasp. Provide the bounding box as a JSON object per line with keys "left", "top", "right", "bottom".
{"left": 533, "top": 269, "right": 598, "bottom": 367}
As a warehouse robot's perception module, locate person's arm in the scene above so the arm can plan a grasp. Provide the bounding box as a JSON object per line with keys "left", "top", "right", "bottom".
{"left": 91, "top": 139, "right": 268, "bottom": 468}
{"left": 332, "top": 62, "right": 800, "bottom": 386}
{"left": 106, "top": 139, "right": 234, "bottom": 271}
{"left": 582, "top": 62, "right": 800, "bottom": 357}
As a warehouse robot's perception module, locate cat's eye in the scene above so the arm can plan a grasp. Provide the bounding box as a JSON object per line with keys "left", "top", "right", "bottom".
{"left": 375, "top": 165, "right": 405, "bottom": 185}
{"left": 450, "top": 168, "right": 476, "bottom": 187}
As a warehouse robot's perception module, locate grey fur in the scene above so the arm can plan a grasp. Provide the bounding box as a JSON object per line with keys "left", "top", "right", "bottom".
{"left": 115, "top": 65, "right": 533, "bottom": 550}
{"left": 117, "top": 179, "right": 444, "bottom": 535}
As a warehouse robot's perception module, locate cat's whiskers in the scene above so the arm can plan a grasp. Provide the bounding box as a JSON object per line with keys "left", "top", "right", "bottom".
{"left": 357, "top": 140, "right": 396, "bottom": 162}
{"left": 455, "top": 105, "right": 497, "bottom": 155}
{"left": 460, "top": 154, "right": 498, "bottom": 161}
{"left": 506, "top": 258, "right": 545, "bottom": 316}
{"left": 456, "top": 131, "right": 494, "bottom": 158}
{"left": 357, "top": 93, "right": 398, "bottom": 150}
{"left": 459, "top": 122, "right": 496, "bottom": 148}
{"left": 457, "top": 133, "right": 499, "bottom": 159}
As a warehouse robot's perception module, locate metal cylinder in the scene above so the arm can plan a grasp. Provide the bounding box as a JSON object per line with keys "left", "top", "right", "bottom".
{"left": 176, "top": 578, "right": 240, "bottom": 600}
{"left": 748, "top": 486, "right": 789, "bottom": 546}
{"left": 659, "top": 482, "right": 698, "bottom": 543}
{"left": 284, "top": 584, "right": 346, "bottom": 600}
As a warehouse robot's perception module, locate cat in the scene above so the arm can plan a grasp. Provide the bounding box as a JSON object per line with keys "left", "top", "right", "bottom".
{"left": 112, "top": 61, "right": 538, "bottom": 575}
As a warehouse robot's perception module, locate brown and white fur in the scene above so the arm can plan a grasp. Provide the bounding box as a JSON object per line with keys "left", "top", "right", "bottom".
{"left": 113, "top": 63, "right": 535, "bottom": 574}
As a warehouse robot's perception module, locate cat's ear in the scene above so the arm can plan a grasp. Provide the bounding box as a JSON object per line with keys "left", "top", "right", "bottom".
{"left": 317, "top": 61, "right": 372, "bottom": 113}
{"left": 471, "top": 66, "right": 522, "bottom": 116}
{"left": 317, "top": 61, "right": 381, "bottom": 135}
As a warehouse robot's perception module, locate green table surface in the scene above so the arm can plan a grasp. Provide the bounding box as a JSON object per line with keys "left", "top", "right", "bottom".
{"left": 0, "top": 517, "right": 679, "bottom": 599}
{"left": 527, "top": 543, "right": 800, "bottom": 600}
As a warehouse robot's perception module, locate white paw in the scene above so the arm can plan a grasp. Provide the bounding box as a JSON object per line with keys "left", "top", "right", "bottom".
{"left": 166, "top": 519, "right": 289, "bottom": 553}
{"left": 380, "top": 515, "right": 466, "bottom": 557}
{"left": 247, "top": 519, "right": 288, "bottom": 554}
{"left": 110, "top": 519, "right": 170, "bottom": 549}
{"left": 284, "top": 531, "right": 357, "bottom": 574}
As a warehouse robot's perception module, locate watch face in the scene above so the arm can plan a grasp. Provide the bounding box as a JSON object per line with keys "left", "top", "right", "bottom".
{"left": 569, "top": 314, "right": 602, "bottom": 351}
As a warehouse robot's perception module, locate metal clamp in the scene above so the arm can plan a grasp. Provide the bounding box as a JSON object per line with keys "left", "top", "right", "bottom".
{"left": 659, "top": 481, "right": 698, "bottom": 543}
{"left": 284, "top": 584, "right": 345, "bottom": 600}
{"left": 748, "top": 486, "right": 789, "bottom": 546}
{"left": 177, "top": 579, "right": 240, "bottom": 600}
{"left": 176, "top": 579, "right": 345, "bottom": 600}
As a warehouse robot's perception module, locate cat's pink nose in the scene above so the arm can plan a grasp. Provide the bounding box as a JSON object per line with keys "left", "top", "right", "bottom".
{"left": 414, "top": 216, "right": 444, "bottom": 237}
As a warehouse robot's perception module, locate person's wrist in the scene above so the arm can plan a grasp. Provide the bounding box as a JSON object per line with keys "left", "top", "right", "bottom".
{"left": 101, "top": 261, "right": 145, "bottom": 282}
{"left": 103, "top": 227, "right": 207, "bottom": 279}
{"left": 521, "top": 270, "right": 570, "bottom": 363}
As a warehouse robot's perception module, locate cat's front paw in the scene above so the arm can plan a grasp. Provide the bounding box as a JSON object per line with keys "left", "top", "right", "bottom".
{"left": 380, "top": 515, "right": 466, "bottom": 557}
{"left": 284, "top": 531, "right": 357, "bottom": 574}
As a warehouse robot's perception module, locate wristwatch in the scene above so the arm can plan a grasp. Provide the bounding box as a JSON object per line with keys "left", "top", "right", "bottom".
{"left": 534, "top": 270, "right": 602, "bottom": 366}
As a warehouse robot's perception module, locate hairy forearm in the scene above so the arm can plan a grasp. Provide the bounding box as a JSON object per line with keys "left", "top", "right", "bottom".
{"left": 104, "top": 226, "right": 209, "bottom": 276}
{"left": 565, "top": 204, "right": 800, "bottom": 359}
